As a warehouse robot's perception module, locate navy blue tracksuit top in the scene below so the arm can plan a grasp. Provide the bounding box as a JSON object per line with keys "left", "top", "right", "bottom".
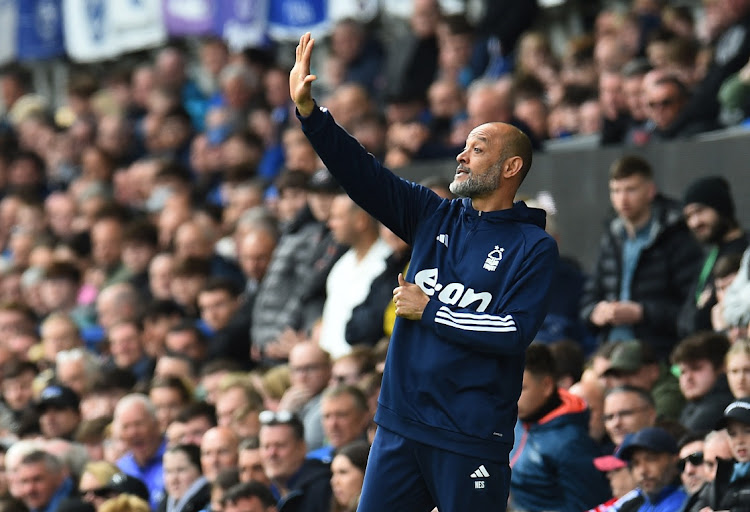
{"left": 299, "top": 105, "right": 559, "bottom": 462}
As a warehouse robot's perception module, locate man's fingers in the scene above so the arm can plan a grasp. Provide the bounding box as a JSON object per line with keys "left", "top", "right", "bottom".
{"left": 398, "top": 273, "right": 406, "bottom": 286}
{"left": 303, "top": 37, "right": 315, "bottom": 68}
{"left": 304, "top": 35, "right": 314, "bottom": 53}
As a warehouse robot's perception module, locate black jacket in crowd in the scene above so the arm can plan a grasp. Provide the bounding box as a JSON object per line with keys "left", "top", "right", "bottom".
{"left": 156, "top": 478, "right": 211, "bottom": 512}
{"left": 580, "top": 194, "right": 703, "bottom": 359}
{"left": 689, "top": 457, "right": 750, "bottom": 512}
{"left": 278, "top": 459, "right": 332, "bottom": 512}
{"left": 679, "top": 374, "right": 735, "bottom": 432}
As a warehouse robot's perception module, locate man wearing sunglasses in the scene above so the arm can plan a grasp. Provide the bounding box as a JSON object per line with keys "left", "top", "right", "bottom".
{"left": 677, "top": 432, "right": 707, "bottom": 496}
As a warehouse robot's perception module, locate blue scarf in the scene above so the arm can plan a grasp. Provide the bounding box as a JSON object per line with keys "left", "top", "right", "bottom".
{"left": 731, "top": 461, "right": 750, "bottom": 482}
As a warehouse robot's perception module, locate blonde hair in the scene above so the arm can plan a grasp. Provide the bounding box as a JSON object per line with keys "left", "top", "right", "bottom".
{"left": 218, "top": 372, "right": 253, "bottom": 392}
{"left": 727, "top": 339, "right": 750, "bottom": 365}
{"left": 80, "top": 460, "right": 119, "bottom": 487}
{"left": 98, "top": 495, "right": 151, "bottom": 512}
{"left": 261, "top": 365, "right": 291, "bottom": 401}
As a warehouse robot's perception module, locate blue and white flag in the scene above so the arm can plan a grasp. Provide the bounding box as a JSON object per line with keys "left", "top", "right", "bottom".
{"left": 327, "top": 0, "right": 378, "bottom": 23}
{"left": 216, "top": 0, "right": 269, "bottom": 51}
{"left": 63, "top": 0, "right": 118, "bottom": 62}
{"left": 17, "top": 0, "right": 65, "bottom": 61}
{"left": 268, "top": 0, "right": 329, "bottom": 42}
{"left": 0, "top": 0, "right": 18, "bottom": 65}
{"left": 112, "top": 0, "right": 166, "bottom": 54}
{"left": 64, "top": 0, "right": 166, "bottom": 62}
{"left": 163, "top": 0, "right": 216, "bottom": 36}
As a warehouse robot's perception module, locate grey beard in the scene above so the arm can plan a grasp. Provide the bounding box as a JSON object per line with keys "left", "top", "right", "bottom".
{"left": 449, "top": 165, "right": 502, "bottom": 198}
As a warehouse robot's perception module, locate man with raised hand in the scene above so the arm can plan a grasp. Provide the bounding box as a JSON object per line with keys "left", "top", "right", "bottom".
{"left": 290, "top": 32, "right": 558, "bottom": 512}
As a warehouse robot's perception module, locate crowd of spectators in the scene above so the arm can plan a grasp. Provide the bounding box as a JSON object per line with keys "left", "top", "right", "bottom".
{"left": 1, "top": 0, "right": 750, "bottom": 511}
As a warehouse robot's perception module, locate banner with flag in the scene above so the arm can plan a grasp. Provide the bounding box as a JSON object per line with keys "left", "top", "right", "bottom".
{"left": 216, "top": 0, "right": 269, "bottom": 51}
{"left": 64, "top": 0, "right": 166, "bottom": 62}
{"left": 328, "top": 0, "right": 379, "bottom": 23}
{"left": 0, "top": 0, "right": 18, "bottom": 65}
{"left": 268, "top": 0, "right": 329, "bottom": 42}
{"left": 63, "top": 0, "right": 118, "bottom": 62}
{"left": 112, "top": 0, "right": 167, "bottom": 54}
{"left": 162, "top": 0, "right": 216, "bottom": 36}
{"left": 17, "top": 0, "right": 65, "bottom": 61}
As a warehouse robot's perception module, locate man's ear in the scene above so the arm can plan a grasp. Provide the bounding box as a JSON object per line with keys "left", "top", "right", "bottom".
{"left": 542, "top": 374, "right": 556, "bottom": 397}
{"left": 502, "top": 156, "right": 524, "bottom": 180}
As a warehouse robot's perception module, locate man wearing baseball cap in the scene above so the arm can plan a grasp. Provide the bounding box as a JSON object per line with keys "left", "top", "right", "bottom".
{"left": 616, "top": 427, "right": 687, "bottom": 512}
{"left": 37, "top": 384, "right": 81, "bottom": 440}
{"left": 679, "top": 175, "right": 748, "bottom": 337}
{"left": 588, "top": 454, "right": 643, "bottom": 512}
{"left": 602, "top": 340, "right": 683, "bottom": 421}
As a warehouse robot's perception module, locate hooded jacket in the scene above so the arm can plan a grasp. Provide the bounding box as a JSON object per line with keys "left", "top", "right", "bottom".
{"left": 509, "top": 389, "right": 611, "bottom": 512}
{"left": 300, "top": 104, "right": 559, "bottom": 462}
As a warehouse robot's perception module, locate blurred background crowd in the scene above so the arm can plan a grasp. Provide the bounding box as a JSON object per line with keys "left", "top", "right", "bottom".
{"left": 2, "top": 0, "right": 750, "bottom": 511}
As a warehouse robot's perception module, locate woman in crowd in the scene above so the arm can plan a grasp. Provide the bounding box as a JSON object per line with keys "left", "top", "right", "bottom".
{"left": 330, "top": 440, "right": 370, "bottom": 512}
{"left": 149, "top": 374, "right": 194, "bottom": 432}
{"left": 726, "top": 339, "right": 750, "bottom": 399}
{"left": 158, "top": 444, "right": 211, "bottom": 512}
{"left": 78, "top": 460, "right": 119, "bottom": 509}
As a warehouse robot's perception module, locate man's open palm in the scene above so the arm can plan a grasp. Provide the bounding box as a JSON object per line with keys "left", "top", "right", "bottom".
{"left": 290, "top": 32, "right": 317, "bottom": 117}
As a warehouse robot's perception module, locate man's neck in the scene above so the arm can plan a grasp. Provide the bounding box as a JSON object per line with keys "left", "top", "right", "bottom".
{"left": 353, "top": 233, "right": 378, "bottom": 261}
{"left": 520, "top": 389, "right": 562, "bottom": 424}
{"left": 623, "top": 210, "right": 652, "bottom": 239}
{"left": 134, "top": 443, "right": 160, "bottom": 467}
{"left": 471, "top": 194, "right": 514, "bottom": 212}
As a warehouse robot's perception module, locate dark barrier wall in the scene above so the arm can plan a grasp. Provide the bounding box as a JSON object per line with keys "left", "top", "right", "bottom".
{"left": 395, "top": 130, "right": 750, "bottom": 273}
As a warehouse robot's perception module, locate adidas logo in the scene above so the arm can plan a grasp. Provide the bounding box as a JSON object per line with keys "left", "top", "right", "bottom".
{"left": 470, "top": 465, "right": 490, "bottom": 478}
{"left": 436, "top": 234, "right": 449, "bottom": 247}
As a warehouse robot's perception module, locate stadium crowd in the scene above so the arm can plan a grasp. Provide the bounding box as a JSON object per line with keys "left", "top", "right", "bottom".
{"left": 2, "top": 0, "right": 750, "bottom": 511}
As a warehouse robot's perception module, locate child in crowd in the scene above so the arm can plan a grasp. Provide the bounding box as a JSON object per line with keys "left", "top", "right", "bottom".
{"left": 693, "top": 397, "right": 750, "bottom": 511}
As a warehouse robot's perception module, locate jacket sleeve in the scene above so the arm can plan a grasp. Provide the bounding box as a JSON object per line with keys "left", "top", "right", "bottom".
{"left": 419, "top": 236, "right": 559, "bottom": 355}
{"left": 579, "top": 232, "right": 613, "bottom": 332}
{"left": 555, "top": 442, "right": 612, "bottom": 512}
{"left": 299, "top": 104, "right": 444, "bottom": 245}
{"left": 344, "top": 270, "right": 396, "bottom": 346}
{"left": 639, "top": 227, "right": 703, "bottom": 337}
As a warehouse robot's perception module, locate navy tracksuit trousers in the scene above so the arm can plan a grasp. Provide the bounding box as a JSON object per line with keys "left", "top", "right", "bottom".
{"left": 357, "top": 426, "right": 511, "bottom": 512}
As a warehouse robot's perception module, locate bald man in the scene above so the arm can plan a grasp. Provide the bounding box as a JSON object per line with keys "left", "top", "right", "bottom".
{"left": 290, "top": 32, "right": 558, "bottom": 512}
{"left": 200, "top": 426, "right": 239, "bottom": 482}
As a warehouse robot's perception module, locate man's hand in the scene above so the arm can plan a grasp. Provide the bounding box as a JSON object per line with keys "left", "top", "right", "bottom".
{"left": 277, "top": 385, "right": 313, "bottom": 413}
{"left": 590, "top": 301, "right": 614, "bottom": 327}
{"left": 265, "top": 328, "right": 305, "bottom": 360}
{"left": 610, "top": 301, "right": 643, "bottom": 325}
{"left": 393, "top": 273, "right": 429, "bottom": 320}
{"left": 290, "top": 32, "right": 317, "bottom": 117}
